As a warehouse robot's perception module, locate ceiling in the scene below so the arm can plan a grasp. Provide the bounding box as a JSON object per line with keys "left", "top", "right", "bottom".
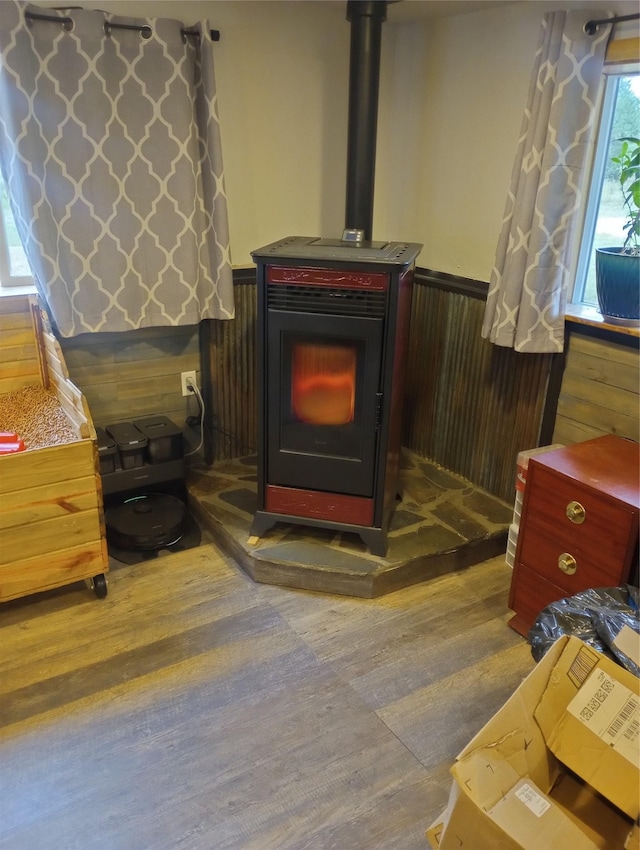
{"left": 378, "top": 0, "right": 628, "bottom": 24}
{"left": 386, "top": 1, "right": 519, "bottom": 24}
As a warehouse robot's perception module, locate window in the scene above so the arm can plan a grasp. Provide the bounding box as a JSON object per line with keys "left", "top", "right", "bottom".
{"left": 573, "top": 69, "right": 640, "bottom": 306}
{"left": 0, "top": 177, "right": 32, "bottom": 288}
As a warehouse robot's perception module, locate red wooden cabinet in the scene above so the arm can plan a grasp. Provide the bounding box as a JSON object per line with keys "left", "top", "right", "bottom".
{"left": 508, "top": 435, "right": 639, "bottom": 637}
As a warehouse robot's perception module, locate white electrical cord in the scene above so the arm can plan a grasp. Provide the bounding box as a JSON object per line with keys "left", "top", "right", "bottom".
{"left": 184, "top": 380, "right": 205, "bottom": 458}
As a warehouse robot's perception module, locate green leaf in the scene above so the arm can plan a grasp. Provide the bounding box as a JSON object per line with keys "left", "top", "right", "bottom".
{"left": 612, "top": 136, "right": 640, "bottom": 249}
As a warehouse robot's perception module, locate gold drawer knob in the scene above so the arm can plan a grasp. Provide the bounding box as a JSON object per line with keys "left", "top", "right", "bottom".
{"left": 566, "top": 501, "right": 586, "bottom": 524}
{"left": 558, "top": 553, "right": 577, "bottom": 575}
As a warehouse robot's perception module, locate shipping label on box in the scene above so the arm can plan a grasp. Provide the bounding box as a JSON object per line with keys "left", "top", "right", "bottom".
{"left": 566, "top": 667, "right": 639, "bottom": 764}
{"left": 487, "top": 776, "right": 609, "bottom": 850}
{"left": 540, "top": 640, "right": 640, "bottom": 820}
{"left": 441, "top": 749, "right": 629, "bottom": 850}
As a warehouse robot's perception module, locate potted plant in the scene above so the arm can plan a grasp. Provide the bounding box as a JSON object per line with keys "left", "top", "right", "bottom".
{"left": 595, "top": 136, "right": 640, "bottom": 324}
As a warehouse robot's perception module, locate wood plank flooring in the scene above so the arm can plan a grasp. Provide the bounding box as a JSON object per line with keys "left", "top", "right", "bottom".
{"left": 0, "top": 540, "right": 534, "bottom": 850}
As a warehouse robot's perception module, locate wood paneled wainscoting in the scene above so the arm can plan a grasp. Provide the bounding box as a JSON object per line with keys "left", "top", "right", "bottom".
{"left": 199, "top": 268, "right": 258, "bottom": 463}
{"left": 553, "top": 310, "right": 640, "bottom": 446}
{"left": 60, "top": 325, "right": 201, "bottom": 434}
{"left": 199, "top": 268, "right": 555, "bottom": 503}
{"left": 403, "top": 270, "right": 554, "bottom": 503}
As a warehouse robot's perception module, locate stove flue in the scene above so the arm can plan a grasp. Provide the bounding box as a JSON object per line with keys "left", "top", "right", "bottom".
{"left": 344, "top": 0, "right": 387, "bottom": 241}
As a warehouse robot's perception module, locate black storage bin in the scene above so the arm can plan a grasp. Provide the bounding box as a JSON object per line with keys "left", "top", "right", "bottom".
{"left": 133, "top": 416, "right": 183, "bottom": 464}
{"left": 96, "top": 426, "right": 117, "bottom": 475}
{"left": 106, "top": 422, "right": 147, "bottom": 469}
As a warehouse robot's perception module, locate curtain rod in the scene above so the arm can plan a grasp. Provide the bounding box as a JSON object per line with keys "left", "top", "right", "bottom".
{"left": 24, "top": 11, "right": 220, "bottom": 42}
{"left": 584, "top": 13, "right": 640, "bottom": 35}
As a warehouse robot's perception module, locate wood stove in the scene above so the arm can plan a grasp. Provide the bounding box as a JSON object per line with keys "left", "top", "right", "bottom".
{"left": 243, "top": 2, "right": 422, "bottom": 556}
{"left": 250, "top": 235, "right": 421, "bottom": 556}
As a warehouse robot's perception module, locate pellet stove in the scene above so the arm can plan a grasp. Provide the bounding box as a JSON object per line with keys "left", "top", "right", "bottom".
{"left": 248, "top": 1, "right": 422, "bottom": 556}
{"left": 250, "top": 235, "right": 421, "bottom": 556}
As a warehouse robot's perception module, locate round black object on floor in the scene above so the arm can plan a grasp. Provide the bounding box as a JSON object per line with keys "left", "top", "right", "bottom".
{"left": 106, "top": 493, "right": 188, "bottom": 551}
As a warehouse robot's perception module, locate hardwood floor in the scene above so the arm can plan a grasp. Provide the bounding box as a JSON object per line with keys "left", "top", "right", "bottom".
{"left": 0, "top": 540, "right": 534, "bottom": 850}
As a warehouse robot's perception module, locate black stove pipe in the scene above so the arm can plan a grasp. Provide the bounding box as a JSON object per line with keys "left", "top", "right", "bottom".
{"left": 345, "top": 0, "right": 387, "bottom": 242}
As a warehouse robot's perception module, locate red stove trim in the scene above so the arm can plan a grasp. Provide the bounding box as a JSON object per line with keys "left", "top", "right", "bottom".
{"left": 265, "top": 484, "right": 374, "bottom": 526}
{"left": 267, "top": 266, "right": 389, "bottom": 291}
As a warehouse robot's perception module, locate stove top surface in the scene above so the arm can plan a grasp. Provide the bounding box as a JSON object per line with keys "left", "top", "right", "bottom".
{"left": 252, "top": 236, "right": 422, "bottom": 266}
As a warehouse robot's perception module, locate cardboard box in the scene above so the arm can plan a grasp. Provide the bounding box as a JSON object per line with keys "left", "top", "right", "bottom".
{"left": 436, "top": 636, "right": 638, "bottom": 849}
{"left": 535, "top": 638, "right": 639, "bottom": 819}
{"left": 425, "top": 811, "right": 445, "bottom": 848}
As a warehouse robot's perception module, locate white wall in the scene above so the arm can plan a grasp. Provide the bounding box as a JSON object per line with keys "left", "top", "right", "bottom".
{"left": 201, "top": 1, "right": 350, "bottom": 266}
{"left": 377, "top": 0, "right": 640, "bottom": 279}
{"left": 37, "top": 0, "right": 640, "bottom": 276}
{"left": 376, "top": 4, "right": 539, "bottom": 278}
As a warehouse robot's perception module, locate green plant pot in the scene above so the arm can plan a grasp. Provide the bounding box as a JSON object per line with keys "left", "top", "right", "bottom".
{"left": 595, "top": 247, "right": 640, "bottom": 325}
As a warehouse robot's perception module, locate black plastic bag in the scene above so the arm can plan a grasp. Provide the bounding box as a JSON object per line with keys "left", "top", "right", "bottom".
{"left": 528, "top": 585, "right": 639, "bottom": 677}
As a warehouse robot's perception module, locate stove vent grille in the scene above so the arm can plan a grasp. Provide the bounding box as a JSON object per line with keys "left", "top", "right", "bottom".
{"left": 268, "top": 284, "right": 386, "bottom": 317}
{"left": 264, "top": 237, "right": 300, "bottom": 254}
{"left": 388, "top": 244, "right": 410, "bottom": 260}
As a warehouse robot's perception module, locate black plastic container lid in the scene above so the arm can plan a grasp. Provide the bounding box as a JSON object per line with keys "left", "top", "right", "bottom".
{"left": 133, "top": 415, "right": 182, "bottom": 438}
{"left": 96, "top": 426, "right": 116, "bottom": 452}
{"left": 105, "top": 422, "right": 148, "bottom": 449}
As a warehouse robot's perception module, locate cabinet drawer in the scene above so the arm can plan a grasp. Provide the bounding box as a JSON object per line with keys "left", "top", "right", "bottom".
{"left": 518, "top": 526, "right": 622, "bottom": 596}
{"left": 522, "top": 465, "right": 637, "bottom": 569}
{"left": 508, "top": 563, "right": 569, "bottom": 632}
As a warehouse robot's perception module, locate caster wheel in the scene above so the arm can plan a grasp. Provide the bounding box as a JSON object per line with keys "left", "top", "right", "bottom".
{"left": 92, "top": 574, "right": 108, "bottom": 599}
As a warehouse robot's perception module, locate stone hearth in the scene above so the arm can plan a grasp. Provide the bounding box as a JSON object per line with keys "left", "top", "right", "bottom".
{"left": 186, "top": 449, "right": 513, "bottom": 598}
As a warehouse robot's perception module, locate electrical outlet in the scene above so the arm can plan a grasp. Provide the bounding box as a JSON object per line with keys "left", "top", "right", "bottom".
{"left": 181, "top": 370, "right": 197, "bottom": 397}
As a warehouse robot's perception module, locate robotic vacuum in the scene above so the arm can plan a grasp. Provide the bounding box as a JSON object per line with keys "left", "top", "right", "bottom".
{"left": 106, "top": 493, "right": 188, "bottom": 551}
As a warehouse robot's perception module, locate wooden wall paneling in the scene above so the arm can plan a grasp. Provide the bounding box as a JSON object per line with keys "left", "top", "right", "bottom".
{"left": 552, "top": 327, "right": 640, "bottom": 446}
{"left": 204, "top": 276, "right": 257, "bottom": 462}
{"left": 60, "top": 326, "right": 200, "bottom": 431}
{"left": 480, "top": 344, "right": 552, "bottom": 498}
{"left": 199, "top": 319, "right": 214, "bottom": 464}
{"left": 404, "top": 281, "right": 440, "bottom": 452}
{"left": 403, "top": 274, "right": 552, "bottom": 503}
{"left": 569, "top": 332, "right": 640, "bottom": 392}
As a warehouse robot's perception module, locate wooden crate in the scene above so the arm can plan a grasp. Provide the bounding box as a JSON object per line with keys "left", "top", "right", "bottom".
{"left": 0, "top": 295, "right": 109, "bottom": 602}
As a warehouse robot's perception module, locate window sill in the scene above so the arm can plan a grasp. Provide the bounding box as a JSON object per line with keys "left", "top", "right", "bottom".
{"left": 0, "top": 283, "right": 37, "bottom": 298}
{"left": 565, "top": 303, "right": 639, "bottom": 339}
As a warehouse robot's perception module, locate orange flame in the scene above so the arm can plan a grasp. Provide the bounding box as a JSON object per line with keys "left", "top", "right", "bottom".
{"left": 292, "top": 343, "right": 356, "bottom": 425}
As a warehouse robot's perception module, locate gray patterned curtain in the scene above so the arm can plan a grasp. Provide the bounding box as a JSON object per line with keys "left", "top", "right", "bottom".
{"left": 0, "top": 1, "right": 234, "bottom": 337}
{"left": 481, "top": 10, "right": 610, "bottom": 353}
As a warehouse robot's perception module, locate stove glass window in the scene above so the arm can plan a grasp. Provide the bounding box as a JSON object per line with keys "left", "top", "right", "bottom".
{"left": 291, "top": 342, "right": 356, "bottom": 426}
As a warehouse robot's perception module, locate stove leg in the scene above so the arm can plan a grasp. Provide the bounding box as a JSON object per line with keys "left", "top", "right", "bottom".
{"left": 358, "top": 528, "right": 387, "bottom": 558}
{"left": 250, "top": 512, "right": 276, "bottom": 539}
